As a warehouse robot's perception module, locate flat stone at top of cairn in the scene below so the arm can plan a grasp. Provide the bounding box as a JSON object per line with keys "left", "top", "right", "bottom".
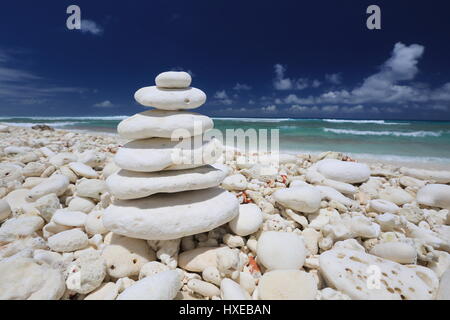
{"left": 103, "top": 71, "right": 239, "bottom": 241}
{"left": 155, "top": 71, "right": 192, "bottom": 88}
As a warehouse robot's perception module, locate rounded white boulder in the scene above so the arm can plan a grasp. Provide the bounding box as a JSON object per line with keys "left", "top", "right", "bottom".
{"left": 0, "top": 199, "right": 11, "bottom": 222}
{"left": 49, "top": 153, "right": 77, "bottom": 167}
{"left": 316, "top": 185, "right": 354, "bottom": 207}
{"left": 0, "top": 215, "right": 44, "bottom": 240}
{"left": 106, "top": 166, "right": 227, "bottom": 200}
{"left": 78, "top": 150, "right": 106, "bottom": 168}
{"left": 379, "top": 187, "right": 414, "bottom": 206}
{"left": 155, "top": 71, "right": 192, "bottom": 88}
{"left": 69, "top": 162, "right": 99, "bottom": 179}
{"left": 103, "top": 188, "right": 239, "bottom": 240}
{"left": 5, "top": 189, "right": 36, "bottom": 215}
{"left": 66, "top": 250, "right": 106, "bottom": 294}
{"left": 369, "top": 242, "right": 417, "bottom": 264}
{"left": 0, "top": 163, "right": 23, "bottom": 182}
{"left": 101, "top": 233, "right": 156, "bottom": 278}
{"left": 134, "top": 86, "right": 206, "bottom": 110}
{"left": 47, "top": 229, "right": 89, "bottom": 252}
{"left": 4, "top": 146, "right": 32, "bottom": 154}
{"left": 52, "top": 210, "right": 87, "bottom": 227}
{"left": 257, "top": 231, "right": 306, "bottom": 270}
{"left": 178, "top": 247, "right": 225, "bottom": 272}
{"left": 437, "top": 268, "right": 450, "bottom": 300}
{"left": 67, "top": 196, "right": 96, "bottom": 213}
{"left": 84, "top": 282, "right": 119, "bottom": 300}
{"left": 400, "top": 167, "right": 450, "bottom": 184}
{"left": 273, "top": 186, "right": 322, "bottom": 213}
{"left": 139, "top": 261, "right": 170, "bottom": 279}
{"left": 102, "top": 161, "right": 120, "bottom": 178}
{"left": 316, "top": 159, "right": 370, "bottom": 184}
{"left": 26, "top": 174, "right": 69, "bottom": 201}
{"left": 76, "top": 179, "right": 107, "bottom": 200}
{"left": 220, "top": 278, "right": 250, "bottom": 300}
{"left": 0, "top": 256, "right": 65, "bottom": 300}
{"left": 258, "top": 270, "right": 317, "bottom": 300}
{"left": 85, "top": 210, "right": 108, "bottom": 236}
{"left": 319, "top": 248, "right": 437, "bottom": 299}
{"left": 34, "top": 193, "right": 61, "bottom": 222}
{"left": 221, "top": 173, "right": 248, "bottom": 191}
{"left": 228, "top": 203, "right": 263, "bottom": 236}
{"left": 369, "top": 199, "right": 400, "bottom": 213}
{"left": 187, "top": 279, "right": 220, "bottom": 298}
{"left": 117, "top": 270, "right": 182, "bottom": 300}
{"left": 417, "top": 184, "right": 450, "bottom": 210}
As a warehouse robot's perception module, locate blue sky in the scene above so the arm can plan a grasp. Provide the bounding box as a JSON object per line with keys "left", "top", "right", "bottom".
{"left": 1, "top": 0, "right": 450, "bottom": 120}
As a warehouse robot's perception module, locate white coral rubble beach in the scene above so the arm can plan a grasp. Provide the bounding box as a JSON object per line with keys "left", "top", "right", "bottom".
{"left": 0, "top": 71, "right": 449, "bottom": 300}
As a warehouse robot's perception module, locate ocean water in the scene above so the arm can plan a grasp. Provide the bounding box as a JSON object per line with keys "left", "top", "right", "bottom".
{"left": 1, "top": 116, "right": 450, "bottom": 165}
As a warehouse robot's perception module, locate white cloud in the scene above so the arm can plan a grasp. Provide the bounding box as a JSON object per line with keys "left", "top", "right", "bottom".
{"left": 80, "top": 20, "right": 103, "bottom": 36}
{"left": 273, "top": 64, "right": 293, "bottom": 90}
{"left": 322, "top": 105, "right": 339, "bottom": 113}
{"left": 262, "top": 105, "right": 277, "bottom": 112}
{"left": 288, "top": 105, "right": 339, "bottom": 114}
{"left": 288, "top": 105, "right": 321, "bottom": 113}
{"left": 272, "top": 43, "right": 450, "bottom": 113}
{"left": 312, "top": 80, "right": 321, "bottom": 88}
{"left": 320, "top": 43, "right": 426, "bottom": 104}
{"left": 0, "top": 67, "right": 41, "bottom": 82}
{"left": 283, "top": 94, "right": 315, "bottom": 105}
{"left": 233, "top": 83, "right": 252, "bottom": 91}
{"left": 214, "top": 90, "right": 233, "bottom": 105}
{"left": 273, "top": 64, "right": 312, "bottom": 90}
{"left": 93, "top": 100, "right": 114, "bottom": 107}
{"left": 214, "top": 90, "right": 228, "bottom": 99}
{"left": 0, "top": 49, "right": 85, "bottom": 104}
{"left": 385, "top": 107, "right": 402, "bottom": 113}
{"left": 431, "top": 83, "right": 450, "bottom": 101}
{"left": 216, "top": 107, "right": 249, "bottom": 115}
{"left": 325, "top": 73, "right": 342, "bottom": 85}
{"left": 341, "top": 105, "right": 364, "bottom": 113}
{"left": 430, "top": 104, "right": 449, "bottom": 111}
{"left": 273, "top": 64, "right": 324, "bottom": 91}
{"left": 288, "top": 105, "right": 308, "bottom": 112}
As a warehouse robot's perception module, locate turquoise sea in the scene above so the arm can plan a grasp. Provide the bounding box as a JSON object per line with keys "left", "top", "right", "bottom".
{"left": 1, "top": 116, "right": 450, "bottom": 165}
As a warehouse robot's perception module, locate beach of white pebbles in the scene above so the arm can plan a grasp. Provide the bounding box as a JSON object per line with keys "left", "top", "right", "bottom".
{"left": 0, "top": 71, "right": 449, "bottom": 300}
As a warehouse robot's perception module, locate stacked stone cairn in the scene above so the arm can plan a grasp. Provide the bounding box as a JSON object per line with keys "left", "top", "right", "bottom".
{"left": 102, "top": 71, "right": 239, "bottom": 240}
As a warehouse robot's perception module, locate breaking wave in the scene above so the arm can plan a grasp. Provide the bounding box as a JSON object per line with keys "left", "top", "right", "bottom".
{"left": 323, "top": 128, "right": 443, "bottom": 137}
{"left": 0, "top": 116, "right": 128, "bottom": 121}
{"left": 323, "top": 119, "right": 407, "bottom": 125}
{"left": 1, "top": 121, "right": 83, "bottom": 128}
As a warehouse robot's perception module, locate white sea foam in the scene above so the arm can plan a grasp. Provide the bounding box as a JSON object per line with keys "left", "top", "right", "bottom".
{"left": 213, "top": 117, "right": 292, "bottom": 122}
{"left": 324, "top": 128, "right": 442, "bottom": 137}
{"left": 277, "top": 147, "right": 450, "bottom": 165}
{"left": 2, "top": 121, "right": 81, "bottom": 128}
{"left": 323, "top": 119, "right": 407, "bottom": 125}
{"left": 0, "top": 116, "right": 128, "bottom": 121}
